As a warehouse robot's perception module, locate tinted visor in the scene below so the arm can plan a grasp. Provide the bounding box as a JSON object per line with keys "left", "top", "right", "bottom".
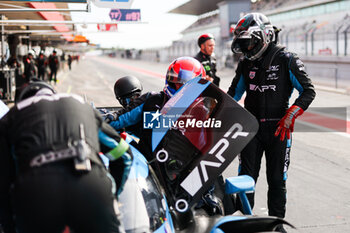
{"left": 231, "top": 30, "right": 261, "bottom": 54}
{"left": 167, "top": 68, "right": 197, "bottom": 84}
{"left": 118, "top": 91, "right": 141, "bottom": 107}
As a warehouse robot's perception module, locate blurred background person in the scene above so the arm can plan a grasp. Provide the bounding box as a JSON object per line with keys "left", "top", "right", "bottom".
{"left": 68, "top": 54, "right": 72, "bottom": 70}
{"left": 194, "top": 33, "right": 220, "bottom": 86}
{"left": 48, "top": 50, "right": 59, "bottom": 84}
{"left": 23, "top": 52, "right": 36, "bottom": 83}
{"left": 36, "top": 53, "right": 47, "bottom": 81}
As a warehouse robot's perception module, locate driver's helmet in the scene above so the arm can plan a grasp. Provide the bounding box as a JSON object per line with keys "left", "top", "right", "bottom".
{"left": 17, "top": 80, "right": 56, "bottom": 102}
{"left": 114, "top": 76, "right": 143, "bottom": 108}
{"left": 164, "top": 57, "right": 206, "bottom": 98}
{"left": 231, "top": 13, "right": 275, "bottom": 61}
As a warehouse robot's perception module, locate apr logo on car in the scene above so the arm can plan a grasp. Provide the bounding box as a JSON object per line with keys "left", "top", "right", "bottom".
{"left": 180, "top": 123, "right": 249, "bottom": 196}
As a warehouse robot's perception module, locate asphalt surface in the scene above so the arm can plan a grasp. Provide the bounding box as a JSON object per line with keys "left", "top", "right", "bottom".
{"left": 56, "top": 55, "right": 350, "bottom": 233}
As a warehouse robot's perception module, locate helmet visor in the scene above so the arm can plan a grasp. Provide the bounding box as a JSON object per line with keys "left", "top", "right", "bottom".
{"left": 232, "top": 30, "right": 262, "bottom": 54}
{"left": 118, "top": 91, "right": 141, "bottom": 107}
{"left": 167, "top": 68, "right": 198, "bottom": 84}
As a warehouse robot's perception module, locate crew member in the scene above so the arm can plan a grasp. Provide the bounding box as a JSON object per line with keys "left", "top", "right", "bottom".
{"left": 0, "top": 81, "right": 126, "bottom": 233}
{"left": 194, "top": 33, "right": 220, "bottom": 86}
{"left": 228, "top": 13, "right": 316, "bottom": 232}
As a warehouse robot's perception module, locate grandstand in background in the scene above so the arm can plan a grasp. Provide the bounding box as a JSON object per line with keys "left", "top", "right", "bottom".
{"left": 139, "top": 0, "right": 350, "bottom": 88}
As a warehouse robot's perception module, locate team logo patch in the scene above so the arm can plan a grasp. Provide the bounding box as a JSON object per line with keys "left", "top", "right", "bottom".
{"left": 267, "top": 73, "right": 279, "bottom": 80}
{"left": 249, "top": 71, "right": 256, "bottom": 79}
{"left": 267, "top": 65, "right": 280, "bottom": 72}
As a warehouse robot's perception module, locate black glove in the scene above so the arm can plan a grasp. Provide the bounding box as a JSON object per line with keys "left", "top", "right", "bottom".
{"left": 104, "top": 112, "right": 117, "bottom": 123}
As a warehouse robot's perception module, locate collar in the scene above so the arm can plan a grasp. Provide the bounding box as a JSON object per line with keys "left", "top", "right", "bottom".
{"left": 199, "top": 51, "right": 211, "bottom": 59}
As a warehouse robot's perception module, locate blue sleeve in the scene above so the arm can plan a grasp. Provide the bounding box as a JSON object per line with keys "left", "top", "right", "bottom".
{"left": 109, "top": 103, "right": 144, "bottom": 130}
{"left": 227, "top": 60, "right": 246, "bottom": 101}
{"left": 233, "top": 75, "right": 246, "bottom": 101}
{"left": 288, "top": 54, "right": 315, "bottom": 110}
{"left": 98, "top": 130, "right": 119, "bottom": 149}
{"left": 289, "top": 70, "right": 303, "bottom": 97}
{"left": 99, "top": 129, "right": 132, "bottom": 197}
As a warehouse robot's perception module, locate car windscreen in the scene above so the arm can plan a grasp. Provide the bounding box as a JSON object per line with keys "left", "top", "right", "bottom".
{"left": 118, "top": 169, "right": 167, "bottom": 232}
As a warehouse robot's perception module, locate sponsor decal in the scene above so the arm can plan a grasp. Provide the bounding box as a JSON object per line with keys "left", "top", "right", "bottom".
{"left": 249, "top": 84, "right": 276, "bottom": 92}
{"left": 109, "top": 9, "right": 141, "bottom": 21}
{"left": 143, "top": 110, "right": 222, "bottom": 130}
{"left": 249, "top": 71, "right": 256, "bottom": 79}
{"left": 180, "top": 123, "right": 249, "bottom": 196}
{"left": 267, "top": 65, "right": 279, "bottom": 72}
{"left": 267, "top": 73, "right": 279, "bottom": 80}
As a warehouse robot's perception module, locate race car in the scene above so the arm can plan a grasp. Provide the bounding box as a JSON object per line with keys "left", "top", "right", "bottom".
{"left": 103, "top": 78, "right": 295, "bottom": 233}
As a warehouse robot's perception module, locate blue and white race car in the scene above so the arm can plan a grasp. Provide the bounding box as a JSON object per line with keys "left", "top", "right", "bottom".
{"left": 102, "top": 78, "right": 295, "bottom": 233}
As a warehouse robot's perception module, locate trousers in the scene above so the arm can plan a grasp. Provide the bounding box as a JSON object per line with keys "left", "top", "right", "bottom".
{"left": 237, "top": 121, "right": 291, "bottom": 218}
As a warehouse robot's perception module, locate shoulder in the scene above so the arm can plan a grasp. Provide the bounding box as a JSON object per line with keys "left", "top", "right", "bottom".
{"left": 277, "top": 49, "right": 304, "bottom": 69}
{"left": 145, "top": 91, "right": 164, "bottom": 102}
{"left": 194, "top": 52, "right": 202, "bottom": 60}
{"left": 277, "top": 47, "right": 299, "bottom": 60}
{"left": 142, "top": 91, "right": 158, "bottom": 99}
{"left": 144, "top": 92, "right": 166, "bottom": 110}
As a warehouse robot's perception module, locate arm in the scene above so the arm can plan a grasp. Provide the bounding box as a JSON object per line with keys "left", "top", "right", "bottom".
{"left": 227, "top": 61, "right": 246, "bottom": 101}
{"left": 95, "top": 108, "right": 128, "bottom": 157}
{"left": 275, "top": 55, "right": 316, "bottom": 141}
{"left": 95, "top": 110, "right": 133, "bottom": 197}
{"left": 288, "top": 54, "right": 316, "bottom": 111}
{"left": 211, "top": 58, "right": 220, "bottom": 86}
{"left": 0, "top": 118, "right": 16, "bottom": 233}
{"left": 109, "top": 103, "right": 144, "bottom": 130}
{"left": 98, "top": 129, "right": 132, "bottom": 197}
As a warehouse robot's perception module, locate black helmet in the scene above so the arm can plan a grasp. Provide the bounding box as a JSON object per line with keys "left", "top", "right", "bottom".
{"left": 231, "top": 13, "right": 275, "bottom": 61}
{"left": 17, "top": 81, "right": 56, "bottom": 102}
{"left": 114, "top": 76, "right": 143, "bottom": 107}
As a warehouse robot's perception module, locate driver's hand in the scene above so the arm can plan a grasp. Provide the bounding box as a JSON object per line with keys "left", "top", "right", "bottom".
{"left": 104, "top": 112, "right": 117, "bottom": 123}
{"left": 204, "top": 75, "right": 214, "bottom": 83}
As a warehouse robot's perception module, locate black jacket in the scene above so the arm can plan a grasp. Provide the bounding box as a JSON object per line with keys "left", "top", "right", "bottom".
{"left": 48, "top": 55, "right": 59, "bottom": 70}
{"left": 227, "top": 43, "right": 316, "bottom": 120}
{"left": 194, "top": 51, "right": 220, "bottom": 86}
{"left": 0, "top": 93, "right": 119, "bottom": 232}
{"left": 24, "top": 58, "right": 36, "bottom": 81}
